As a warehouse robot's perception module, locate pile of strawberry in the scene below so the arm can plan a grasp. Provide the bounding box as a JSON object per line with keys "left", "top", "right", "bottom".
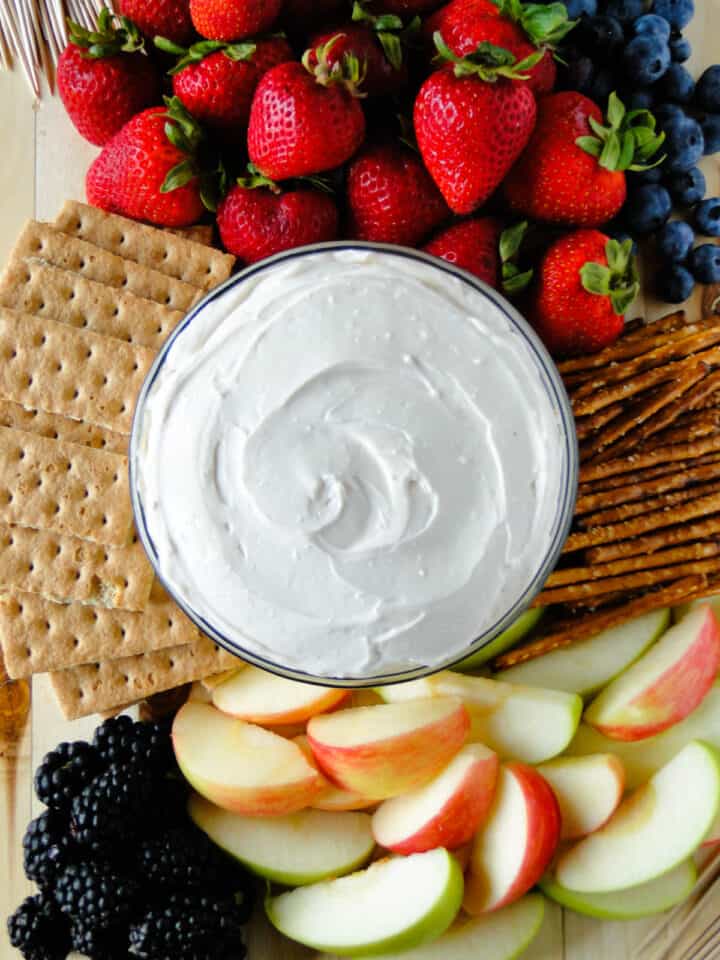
{"left": 58, "top": 0, "right": 671, "bottom": 356}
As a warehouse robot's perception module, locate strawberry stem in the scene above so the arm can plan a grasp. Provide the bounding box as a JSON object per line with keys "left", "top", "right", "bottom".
{"left": 433, "top": 33, "right": 542, "bottom": 82}
{"left": 580, "top": 238, "right": 639, "bottom": 315}
{"left": 302, "top": 35, "right": 368, "bottom": 97}
{"left": 351, "top": 2, "right": 420, "bottom": 72}
{"left": 155, "top": 37, "right": 258, "bottom": 74}
{"left": 237, "top": 163, "right": 283, "bottom": 194}
{"left": 67, "top": 6, "right": 145, "bottom": 58}
{"left": 492, "top": 0, "right": 577, "bottom": 49}
{"left": 500, "top": 221, "right": 533, "bottom": 296}
{"left": 576, "top": 92, "right": 666, "bottom": 172}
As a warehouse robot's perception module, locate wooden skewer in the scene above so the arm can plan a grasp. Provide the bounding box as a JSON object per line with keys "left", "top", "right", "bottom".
{"left": 0, "top": 0, "right": 40, "bottom": 97}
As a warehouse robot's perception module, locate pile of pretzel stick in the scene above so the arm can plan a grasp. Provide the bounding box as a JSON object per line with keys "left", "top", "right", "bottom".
{"left": 496, "top": 309, "right": 720, "bottom": 670}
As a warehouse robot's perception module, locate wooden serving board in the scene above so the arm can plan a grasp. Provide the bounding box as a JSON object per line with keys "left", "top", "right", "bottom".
{"left": 2, "top": 4, "right": 720, "bottom": 954}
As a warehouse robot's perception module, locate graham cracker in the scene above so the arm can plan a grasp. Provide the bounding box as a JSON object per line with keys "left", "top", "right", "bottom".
{"left": 0, "top": 426, "right": 133, "bottom": 547}
{"left": 0, "top": 400, "right": 127, "bottom": 455}
{"left": 170, "top": 225, "right": 215, "bottom": 246}
{"left": 0, "top": 258, "right": 183, "bottom": 350}
{"left": 54, "top": 201, "right": 235, "bottom": 291}
{"left": 0, "top": 308, "right": 154, "bottom": 433}
{"left": 50, "top": 635, "right": 241, "bottom": 719}
{"left": 0, "top": 581, "right": 198, "bottom": 679}
{"left": 13, "top": 222, "right": 202, "bottom": 312}
{"left": 0, "top": 523, "right": 153, "bottom": 612}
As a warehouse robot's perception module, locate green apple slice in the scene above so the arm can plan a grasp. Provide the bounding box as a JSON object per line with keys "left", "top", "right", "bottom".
{"left": 189, "top": 794, "right": 375, "bottom": 885}
{"left": 556, "top": 740, "right": 720, "bottom": 893}
{"left": 540, "top": 859, "right": 696, "bottom": 919}
{"left": 315, "top": 894, "right": 545, "bottom": 960}
{"left": 496, "top": 609, "right": 669, "bottom": 697}
{"left": 674, "top": 594, "right": 720, "bottom": 623}
{"left": 266, "top": 848, "right": 463, "bottom": 956}
{"left": 453, "top": 610, "right": 544, "bottom": 673}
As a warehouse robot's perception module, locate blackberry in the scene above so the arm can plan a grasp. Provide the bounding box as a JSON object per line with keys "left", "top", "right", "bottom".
{"left": 69, "top": 919, "right": 131, "bottom": 959}
{"left": 54, "top": 861, "right": 139, "bottom": 929}
{"left": 93, "top": 715, "right": 175, "bottom": 771}
{"left": 129, "top": 892, "right": 248, "bottom": 960}
{"left": 7, "top": 892, "right": 71, "bottom": 960}
{"left": 70, "top": 760, "right": 153, "bottom": 853}
{"left": 34, "top": 739, "right": 102, "bottom": 811}
{"left": 23, "top": 809, "right": 76, "bottom": 888}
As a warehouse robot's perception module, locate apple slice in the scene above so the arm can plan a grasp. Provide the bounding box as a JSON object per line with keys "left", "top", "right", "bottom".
{"left": 372, "top": 744, "right": 499, "bottom": 855}
{"left": 307, "top": 698, "right": 470, "bottom": 800}
{"left": 496, "top": 609, "right": 669, "bottom": 697}
{"left": 674, "top": 594, "right": 720, "bottom": 623}
{"left": 315, "top": 894, "right": 545, "bottom": 960}
{"left": 266, "top": 848, "right": 463, "bottom": 956}
{"left": 212, "top": 665, "right": 351, "bottom": 724}
{"left": 536, "top": 755, "right": 625, "bottom": 840}
{"left": 172, "top": 702, "right": 321, "bottom": 815}
{"left": 294, "top": 735, "right": 377, "bottom": 812}
{"left": 703, "top": 808, "right": 720, "bottom": 847}
{"left": 464, "top": 763, "right": 561, "bottom": 914}
{"left": 584, "top": 604, "right": 720, "bottom": 741}
{"left": 377, "top": 673, "right": 582, "bottom": 764}
{"left": 540, "top": 859, "right": 696, "bottom": 919}
{"left": 453, "top": 609, "right": 544, "bottom": 672}
{"left": 188, "top": 793, "right": 374, "bottom": 885}
{"left": 556, "top": 740, "right": 720, "bottom": 893}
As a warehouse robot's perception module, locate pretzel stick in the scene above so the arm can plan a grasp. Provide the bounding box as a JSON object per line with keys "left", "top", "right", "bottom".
{"left": 575, "top": 403, "right": 624, "bottom": 441}
{"left": 579, "top": 434, "right": 720, "bottom": 483}
{"left": 576, "top": 460, "right": 720, "bottom": 514}
{"left": 577, "top": 480, "right": 720, "bottom": 528}
{"left": 547, "top": 542, "right": 720, "bottom": 587}
{"left": 586, "top": 515, "right": 720, "bottom": 564}
{"left": 650, "top": 419, "right": 720, "bottom": 448}
{"left": 494, "top": 577, "right": 706, "bottom": 669}
{"left": 621, "top": 311, "right": 690, "bottom": 341}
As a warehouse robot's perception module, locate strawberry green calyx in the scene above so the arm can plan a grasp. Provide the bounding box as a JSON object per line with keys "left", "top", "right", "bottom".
{"left": 499, "top": 221, "right": 533, "bottom": 295}
{"left": 351, "top": 1, "right": 420, "bottom": 72}
{"left": 154, "top": 36, "right": 258, "bottom": 74}
{"left": 580, "top": 238, "right": 640, "bottom": 315}
{"left": 576, "top": 92, "right": 666, "bottom": 172}
{"left": 236, "top": 163, "right": 335, "bottom": 196}
{"left": 433, "top": 34, "right": 542, "bottom": 82}
{"left": 302, "top": 35, "right": 368, "bottom": 97}
{"left": 67, "top": 6, "right": 145, "bottom": 58}
{"left": 492, "top": 0, "right": 577, "bottom": 48}
{"left": 160, "top": 96, "right": 227, "bottom": 211}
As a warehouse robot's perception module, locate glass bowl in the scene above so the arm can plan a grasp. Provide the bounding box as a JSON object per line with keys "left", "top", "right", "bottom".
{"left": 129, "top": 242, "right": 578, "bottom": 688}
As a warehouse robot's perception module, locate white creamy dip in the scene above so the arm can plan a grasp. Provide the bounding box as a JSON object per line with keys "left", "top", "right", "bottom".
{"left": 134, "top": 248, "right": 573, "bottom": 680}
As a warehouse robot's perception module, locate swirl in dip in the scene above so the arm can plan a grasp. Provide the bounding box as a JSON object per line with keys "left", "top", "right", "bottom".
{"left": 133, "top": 247, "right": 574, "bottom": 681}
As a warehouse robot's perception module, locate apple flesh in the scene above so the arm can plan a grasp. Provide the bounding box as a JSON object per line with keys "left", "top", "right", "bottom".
{"left": 703, "top": 808, "right": 720, "bottom": 847}
{"left": 464, "top": 763, "right": 561, "bottom": 914}
{"left": 211, "top": 665, "right": 351, "bottom": 724}
{"left": 315, "top": 894, "right": 545, "bottom": 960}
{"left": 496, "top": 609, "right": 669, "bottom": 697}
{"left": 294, "top": 735, "right": 377, "bottom": 812}
{"left": 172, "top": 702, "right": 321, "bottom": 815}
{"left": 372, "top": 744, "right": 499, "bottom": 855}
{"left": 266, "top": 847, "right": 463, "bottom": 956}
{"left": 307, "top": 697, "right": 470, "bottom": 800}
{"left": 376, "top": 673, "right": 582, "bottom": 765}
{"left": 453, "top": 609, "right": 544, "bottom": 672}
{"left": 556, "top": 740, "right": 720, "bottom": 893}
{"left": 188, "top": 793, "right": 374, "bottom": 885}
{"left": 540, "top": 859, "right": 697, "bottom": 919}
{"left": 537, "top": 755, "right": 625, "bottom": 840}
{"left": 674, "top": 595, "right": 720, "bottom": 623}
{"left": 584, "top": 604, "right": 720, "bottom": 741}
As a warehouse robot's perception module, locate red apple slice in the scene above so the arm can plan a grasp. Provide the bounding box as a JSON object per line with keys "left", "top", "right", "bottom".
{"left": 703, "top": 808, "right": 720, "bottom": 847}
{"left": 307, "top": 697, "right": 470, "bottom": 800}
{"left": 372, "top": 744, "right": 499, "bottom": 855}
{"left": 464, "top": 763, "right": 561, "bottom": 914}
{"left": 537, "top": 755, "right": 625, "bottom": 840}
{"left": 294, "top": 735, "right": 377, "bottom": 812}
{"left": 212, "top": 665, "right": 351, "bottom": 725}
{"left": 584, "top": 604, "right": 720, "bottom": 741}
{"left": 172, "top": 702, "right": 321, "bottom": 815}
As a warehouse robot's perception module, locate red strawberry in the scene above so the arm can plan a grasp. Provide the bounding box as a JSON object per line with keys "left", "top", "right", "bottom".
{"left": 504, "top": 92, "right": 665, "bottom": 227}
{"left": 86, "top": 99, "right": 206, "bottom": 227}
{"left": 189, "top": 0, "right": 282, "bottom": 41}
{"left": 381, "top": 0, "right": 445, "bottom": 13}
{"left": 217, "top": 168, "right": 339, "bottom": 263}
{"left": 57, "top": 10, "right": 161, "bottom": 146}
{"left": 531, "top": 230, "right": 639, "bottom": 356}
{"left": 423, "top": 217, "right": 501, "bottom": 286}
{"left": 118, "top": 0, "right": 194, "bottom": 45}
{"left": 346, "top": 142, "right": 448, "bottom": 246}
{"left": 166, "top": 36, "right": 293, "bottom": 134}
{"left": 414, "top": 41, "right": 538, "bottom": 215}
{"left": 281, "top": 0, "right": 344, "bottom": 28}
{"left": 248, "top": 41, "right": 366, "bottom": 180}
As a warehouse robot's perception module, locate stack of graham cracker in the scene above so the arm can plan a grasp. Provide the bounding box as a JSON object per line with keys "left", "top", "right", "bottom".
{"left": 0, "top": 201, "right": 243, "bottom": 720}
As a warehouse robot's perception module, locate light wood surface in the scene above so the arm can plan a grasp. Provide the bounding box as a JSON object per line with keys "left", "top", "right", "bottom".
{"left": 2, "top": 6, "right": 720, "bottom": 956}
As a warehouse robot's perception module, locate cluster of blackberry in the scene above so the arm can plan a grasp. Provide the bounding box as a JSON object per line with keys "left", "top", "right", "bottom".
{"left": 7, "top": 715, "right": 253, "bottom": 960}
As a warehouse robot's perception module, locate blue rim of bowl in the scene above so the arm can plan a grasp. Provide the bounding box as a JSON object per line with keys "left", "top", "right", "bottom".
{"left": 129, "top": 241, "right": 579, "bottom": 687}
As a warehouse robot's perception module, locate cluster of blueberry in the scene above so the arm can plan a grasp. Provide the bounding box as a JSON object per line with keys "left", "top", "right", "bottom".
{"left": 559, "top": 0, "right": 720, "bottom": 304}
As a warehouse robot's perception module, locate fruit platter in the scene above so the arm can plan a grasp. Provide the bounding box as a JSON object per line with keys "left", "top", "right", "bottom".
{"left": 3, "top": 0, "right": 720, "bottom": 957}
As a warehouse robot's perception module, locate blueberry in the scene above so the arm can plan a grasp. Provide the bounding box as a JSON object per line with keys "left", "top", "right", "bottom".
{"left": 652, "top": 0, "right": 695, "bottom": 29}
{"left": 589, "top": 67, "right": 615, "bottom": 103}
{"left": 689, "top": 244, "right": 720, "bottom": 283}
{"left": 664, "top": 115, "right": 705, "bottom": 171}
{"left": 576, "top": 16, "right": 624, "bottom": 58}
{"left": 564, "top": 0, "right": 597, "bottom": 15}
{"left": 656, "top": 220, "right": 695, "bottom": 261}
{"left": 624, "top": 183, "right": 673, "bottom": 233}
{"left": 656, "top": 63, "right": 695, "bottom": 103}
{"left": 605, "top": 0, "right": 644, "bottom": 20}
{"left": 623, "top": 35, "right": 671, "bottom": 85}
{"left": 653, "top": 102, "right": 685, "bottom": 127}
{"left": 696, "top": 65, "right": 720, "bottom": 113}
{"left": 629, "top": 165, "right": 664, "bottom": 184}
{"left": 699, "top": 113, "right": 720, "bottom": 154}
{"left": 564, "top": 56, "right": 595, "bottom": 94}
{"left": 666, "top": 166, "right": 706, "bottom": 205}
{"left": 657, "top": 263, "right": 696, "bottom": 302}
{"left": 695, "top": 198, "right": 720, "bottom": 236}
{"left": 633, "top": 14, "right": 672, "bottom": 39}
{"left": 628, "top": 89, "right": 655, "bottom": 110}
{"left": 669, "top": 34, "right": 691, "bottom": 61}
